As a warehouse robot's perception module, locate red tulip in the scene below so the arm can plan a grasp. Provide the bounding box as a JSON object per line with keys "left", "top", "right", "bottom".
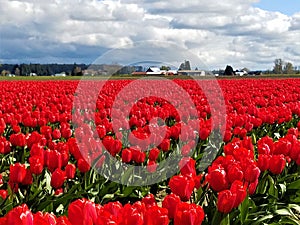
{"left": 147, "top": 160, "right": 157, "bottom": 173}
{"left": 158, "top": 139, "right": 170, "bottom": 152}
{"left": 290, "top": 140, "right": 300, "bottom": 162}
{"left": 181, "top": 144, "right": 192, "bottom": 156}
{"left": 96, "top": 125, "right": 107, "bottom": 139}
{"left": 149, "top": 148, "right": 160, "bottom": 161}
{"left": 179, "top": 157, "right": 196, "bottom": 177}
{"left": 142, "top": 194, "right": 157, "bottom": 208}
{"left": 12, "top": 125, "right": 21, "bottom": 133}
{"left": 119, "top": 204, "right": 143, "bottom": 225}
{"left": 206, "top": 166, "right": 229, "bottom": 192}
{"left": 269, "top": 154, "right": 286, "bottom": 175}
{"left": 50, "top": 168, "right": 66, "bottom": 189}
{"left": 46, "top": 150, "right": 62, "bottom": 172}
{"left": 248, "top": 179, "right": 259, "bottom": 195}
{"left": 162, "top": 193, "right": 181, "bottom": 219}
{"left": 223, "top": 130, "right": 232, "bottom": 142}
{"left": 144, "top": 206, "right": 169, "bottom": 225}
{"left": 61, "top": 127, "right": 72, "bottom": 139}
{"left": 132, "top": 148, "right": 146, "bottom": 164}
{"left": 27, "top": 131, "right": 43, "bottom": 149}
{"left": 257, "top": 154, "right": 270, "bottom": 172}
{"left": 244, "top": 164, "right": 260, "bottom": 183}
{"left": 29, "top": 156, "right": 44, "bottom": 175}
{"left": 40, "top": 126, "right": 52, "bottom": 140}
{"left": 6, "top": 204, "right": 33, "bottom": 225}
{"left": 217, "top": 190, "right": 236, "bottom": 214}
{"left": 21, "top": 169, "right": 33, "bottom": 186}
{"left": 273, "top": 139, "right": 291, "bottom": 156}
{"left": 230, "top": 180, "right": 247, "bottom": 208}
{"left": 199, "top": 127, "right": 210, "bottom": 140}
{"left": 77, "top": 158, "right": 91, "bottom": 173}
{"left": 55, "top": 188, "right": 64, "bottom": 196}
{"left": 65, "top": 164, "right": 76, "bottom": 179}
{"left": 0, "top": 138, "right": 11, "bottom": 154}
{"left": 56, "top": 216, "right": 72, "bottom": 225}
{"left": 174, "top": 202, "right": 205, "bottom": 225}
{"left": 33, "top": 212, "right": 57, "bottom": 225}
{"left": 10, "top": 133, "right": 26, "bottom": 147}
{"left": 10, "top": 163, "right": 27, "bottom": 183}
{"left": 257, "top": 136, "right": 273, "bottom": 155}
{"left": 52, "top": 129, "right": 61, "bottom": 139}
{"left": 227, "top": 164, "right": 244, "bottom": 184}
{"left": 103, "top": 201, "right": 123, "bottom": 218}
{"left": 122, "top": 148, "right": 132, "bottom": 163}
{"left": 68, "top": 199, "right": 97, "bottom": 225}
{"left": 0, "top": 190, "right": 8, "bottom": 200}
{"left": 169, "top": 175, "right": 195, "bottom": 201}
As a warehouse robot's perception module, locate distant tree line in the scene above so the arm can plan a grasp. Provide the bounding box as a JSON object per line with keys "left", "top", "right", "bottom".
{"left": 1, "top": 58, "right": 299, "bottom": 77}
{"left": 273, "top": 58, "right": 299, "bottom": 74}
{"left": 0, "top": 63, "right": 89, "bottom": 76}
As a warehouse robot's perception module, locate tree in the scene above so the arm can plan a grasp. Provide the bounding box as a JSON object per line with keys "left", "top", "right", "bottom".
{"left": 273, "top": 58, "right": 283, "bottom": 74}
{"left": 224, "top": 65, "right": 235, "bottom": 76}
{"left": 241, "top": 67, "right": 250, "bottom": 73}
{"left": 72, "top": 66, "right": 82, "bottom": 76}
{"left": 14, "top": 67, "right": 20, "bottom": 76}
{"left": 20, "top": 64, "right": 30, "bottom": 76}
{"left": 179, "top": 60, "right": 191, "bottom": 70}
{"left": 284, "top": 62, "right": 294, "bottom": 74}
{"left": 160, "top": 65, "right": 171, "bottom": 71}
{"left": 1, "top": 70, "right": 9, "bottom": 76}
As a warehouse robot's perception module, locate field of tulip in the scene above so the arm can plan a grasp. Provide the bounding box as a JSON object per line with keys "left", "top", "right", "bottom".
{"left": 0, "top": 78, "right": 300, "bottom": 225}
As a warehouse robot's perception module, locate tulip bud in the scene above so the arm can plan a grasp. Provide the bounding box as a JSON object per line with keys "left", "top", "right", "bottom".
{"left": 162, "top": 193, "right": 181, "bottom": 219}
{"left": 169, "top": 175, "right": 195, "bottom": 202}
{"left": 269, "top": 154, "right": 286, "bottom": 175}
{"left": 51, "top": 168, "right": 66, "bottom": 189}
{"left": 217, "top": 190, "right": 236, "bottom": 214}
{"left": 65, "top": 164, "right": 76, "bottom": 179}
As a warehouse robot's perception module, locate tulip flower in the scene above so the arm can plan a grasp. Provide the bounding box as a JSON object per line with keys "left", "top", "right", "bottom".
{"left": 174, "top": 202, "right": 205, "bottom": 225}
{"left": 217, "top": 190, "right": 236, "bottom": 214}
{"left": 162, "top": 193, "right": 181, "bottom": 219}
{"left": 6, "top": 204, "right": 33, "bottom": 225}
{"left": 206, "top": 166, "right": 229, "bottom": 192}
{"left": 50, "top": 168, "right": 66, "bottom": 189}
{"left": 10, "top": 133, "right": 26, "bottom": 147}
{"left": 169, "top": 175, "right": 195, "bottom": 201}
{"left": 65, "top": 163, "right": 76, "bottom": 179}
{"left": 9, "top": 163, "right": 27, "bottom": 184}
{"left": 144, "top": 206, "right": 169, "bottom": 225}
{"left": 68, "top": 199, "right": 97, "bottom": 225}
{"left": 269, "top": 154, "right": 286, "bottom": 175}
{"left": 179, "top": 157, "right": 196, "bottom": 177}
{"left": 0, "top": 190, "right": 8, "bottom": 200}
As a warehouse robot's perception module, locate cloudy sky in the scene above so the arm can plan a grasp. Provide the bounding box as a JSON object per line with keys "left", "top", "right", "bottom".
{"left": 0, "top": 0, "right": 300, "bottom": 70}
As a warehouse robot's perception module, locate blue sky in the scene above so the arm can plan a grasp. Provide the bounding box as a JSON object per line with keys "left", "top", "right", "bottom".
{"left": 254, "top": 0, "right": 300, "bottom": 15}
{"left": 0, "top": 0, "right": 300, "bottom": 70}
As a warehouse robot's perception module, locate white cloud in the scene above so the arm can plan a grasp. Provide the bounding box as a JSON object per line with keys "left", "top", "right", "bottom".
{"left": 0, "top": 0, "right": 299, "bottom": 70}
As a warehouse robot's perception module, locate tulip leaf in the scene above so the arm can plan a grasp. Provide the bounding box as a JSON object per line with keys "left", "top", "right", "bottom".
{"left": 256, "top": 172, "right": 269, "bottom": 194}
{"left": 252, "top": 214, "right": 273, "bottom": 225}
{"left": 121, "top": 166, "right": 135, "bottom": 185}
{"left": 239, "top": 195, "right": 249, "bottom": 224}
{"left": 278, "top": 183, "right": 286, "bottom": 197}
{"left": 275, "top": 208, "right": 292, "bottom": 216}
{"left": 102, "top": 194, "right": 115, "bottom": 200}
{"left": 288, "top": 204, "right": 300, "bottom": 213}
{"left": 278, "top": 217, "right": 300, "bottom": 225}
{"left": 287, "top": 179, "right": 300, "bottom": 190}
{"left": 220, "top": 214, "right": 230, "bottom": 225}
